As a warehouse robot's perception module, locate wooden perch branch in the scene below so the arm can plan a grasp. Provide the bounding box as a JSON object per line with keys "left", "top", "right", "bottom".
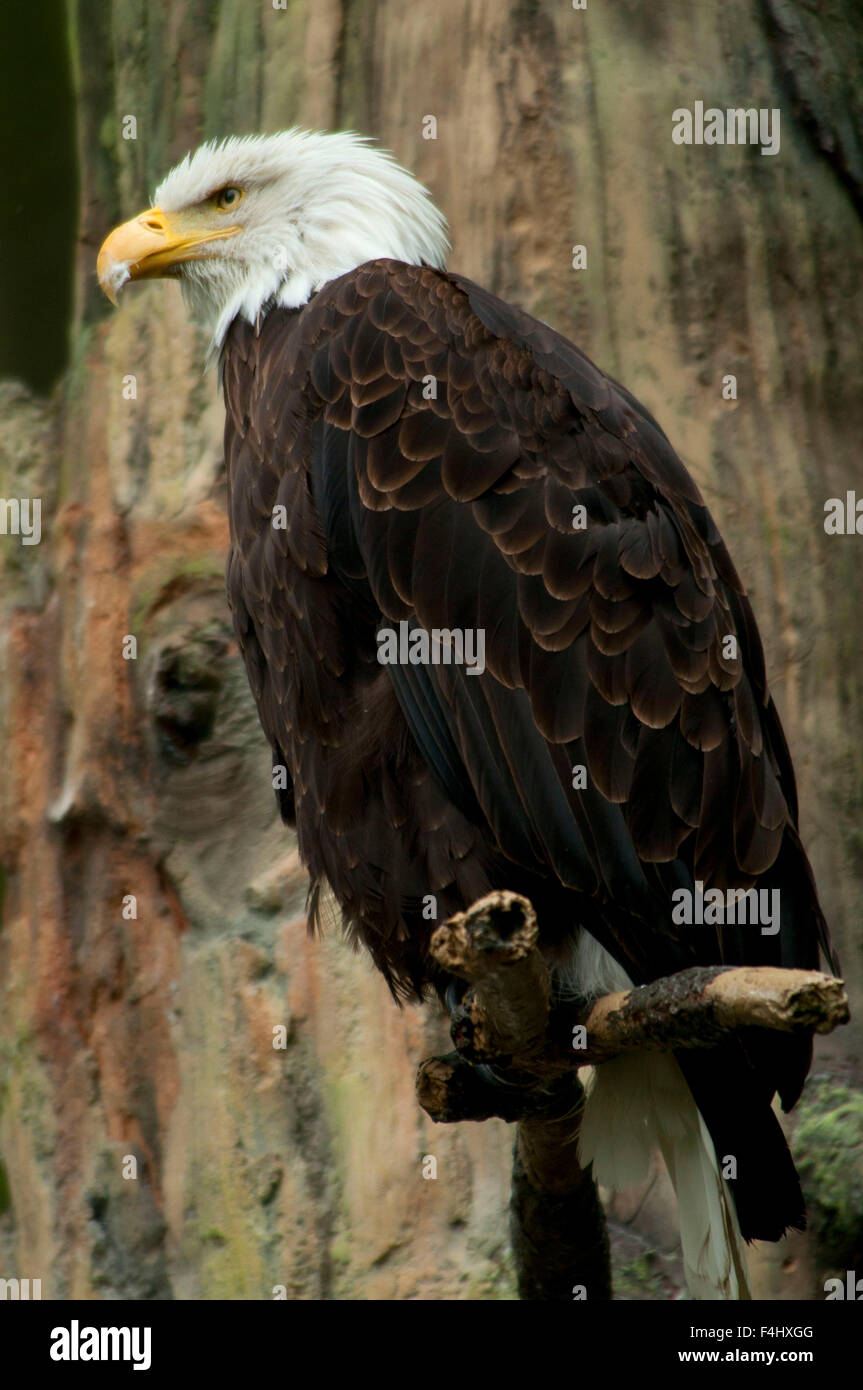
{"left": 510, "top": 1092, "right": 612, "bottom": 1301}
{"left": 417, "top": 892, "right": 849, "bottom": 1123}
{"left": 415, "top": 891, "right": 849, "bottom": 1301}
{"left": 429, "top": 890, "right": 552, "bottom": 1065}
{"left": 579, "top": 964, "right": 849, "bottom": 1065}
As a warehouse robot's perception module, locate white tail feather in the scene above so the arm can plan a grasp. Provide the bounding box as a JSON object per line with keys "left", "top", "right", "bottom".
{"left": 557, "top": 934, "right": 752, "bottom": 1300}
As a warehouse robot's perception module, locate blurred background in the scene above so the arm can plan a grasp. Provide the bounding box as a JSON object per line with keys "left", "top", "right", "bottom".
{"left": 0, "top": 0, "right": 861, "bottom": 1300}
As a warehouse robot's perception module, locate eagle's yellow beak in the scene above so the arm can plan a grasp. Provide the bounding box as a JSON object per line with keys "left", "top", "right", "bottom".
{"left": 97, "top": 207, "right": 241, "bottom": 305}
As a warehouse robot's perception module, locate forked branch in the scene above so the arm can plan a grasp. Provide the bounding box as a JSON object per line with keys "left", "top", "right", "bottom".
{"left": 415, "top": 890, "right": 848, "bottom": 1301}
{"left": 417, "top": 890, "right": 848, "bottom": 1123}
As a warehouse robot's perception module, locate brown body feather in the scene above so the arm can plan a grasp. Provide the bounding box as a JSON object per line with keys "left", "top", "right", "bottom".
{"left": 222, "top": 259, "right": 836, "bottom": 1241}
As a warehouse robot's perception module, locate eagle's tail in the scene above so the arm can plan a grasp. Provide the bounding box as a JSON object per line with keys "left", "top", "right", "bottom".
{"left": 556, "top": 932, "right": 751, "bottom": 1300}
{"left": 577, "top": 1050, "right": 752, "bottom": 1300}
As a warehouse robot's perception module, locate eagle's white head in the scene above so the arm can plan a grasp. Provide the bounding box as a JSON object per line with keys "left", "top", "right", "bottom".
{"left": 97, "top": 129, "right": 450, "bottom": 348}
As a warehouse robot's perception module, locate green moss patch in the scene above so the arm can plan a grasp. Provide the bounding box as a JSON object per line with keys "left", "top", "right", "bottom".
{"left": 795, "top": 1077, "right": 863, "bottom": 1268}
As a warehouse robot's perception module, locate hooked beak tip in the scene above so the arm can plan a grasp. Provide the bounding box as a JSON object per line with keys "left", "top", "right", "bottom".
{"left": 97, "top": 248, "right": 131, "bottom": 307}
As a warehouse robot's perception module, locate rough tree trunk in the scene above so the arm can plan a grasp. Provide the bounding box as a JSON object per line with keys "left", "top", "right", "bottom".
{"left": 0, "top": 0, "right": 861, "bottom": 1300}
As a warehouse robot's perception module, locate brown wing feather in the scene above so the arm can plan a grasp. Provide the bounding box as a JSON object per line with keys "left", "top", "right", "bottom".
{"left": 222, "top": 260, "right": 836, "bottom": 1239}
{"left": 223, "top": 258, "right": 833, "bottom": 974}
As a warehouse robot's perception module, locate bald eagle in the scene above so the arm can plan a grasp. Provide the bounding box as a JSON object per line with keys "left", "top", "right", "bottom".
{"left": 98, "top": 129, "right": 836, "bottom": 1300}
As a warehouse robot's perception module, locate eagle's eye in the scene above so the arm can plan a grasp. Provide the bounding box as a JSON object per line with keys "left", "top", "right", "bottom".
{"left": 215, "top": 186, "right": 244, "bottom": 211}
